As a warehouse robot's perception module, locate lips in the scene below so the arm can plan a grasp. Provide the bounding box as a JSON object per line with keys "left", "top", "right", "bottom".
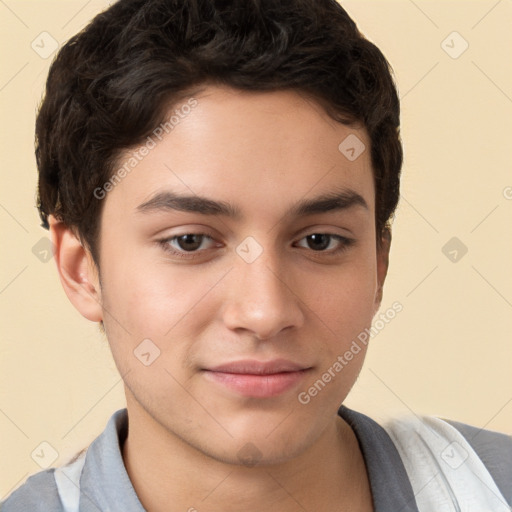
{"left": 207, "top": 359, "right": 308, "bottom": 374}
{"left": 203, "top": 359, "right": 312, "bottom": 398}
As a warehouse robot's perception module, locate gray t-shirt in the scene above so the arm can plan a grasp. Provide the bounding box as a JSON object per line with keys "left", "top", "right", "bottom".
{"left": 1, "top": 406, "right": 511, "bottom": 511}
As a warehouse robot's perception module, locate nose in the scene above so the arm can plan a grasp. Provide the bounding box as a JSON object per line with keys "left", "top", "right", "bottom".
{"left": 221, "top": 251, "right": 305, "bottom": 340}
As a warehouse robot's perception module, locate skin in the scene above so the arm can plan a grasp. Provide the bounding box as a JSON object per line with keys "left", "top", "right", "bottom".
{"left": 50, "top": 85, "right": 390, "bottom": 511}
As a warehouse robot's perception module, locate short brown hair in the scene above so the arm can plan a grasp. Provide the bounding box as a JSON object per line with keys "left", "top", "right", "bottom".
{"left": 36, "top": 0, "right": 402, "bottom": 263}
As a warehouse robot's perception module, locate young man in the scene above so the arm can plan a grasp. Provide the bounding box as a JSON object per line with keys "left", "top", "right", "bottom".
{"left": 2, "top": 0, "right": 510, "bottom": 511}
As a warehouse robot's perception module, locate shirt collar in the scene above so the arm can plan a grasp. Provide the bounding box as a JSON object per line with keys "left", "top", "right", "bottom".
{"left": 338, "top": 405, "right": 420, "bottom": 512}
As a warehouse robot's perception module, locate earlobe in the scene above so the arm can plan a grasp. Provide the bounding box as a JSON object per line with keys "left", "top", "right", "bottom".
{"left": 49, "top": 216, "right": 103, "bottom": 322}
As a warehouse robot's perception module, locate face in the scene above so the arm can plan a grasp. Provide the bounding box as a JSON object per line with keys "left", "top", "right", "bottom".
{"left": 94, "top": 86, "right": 387, "bottom": 465}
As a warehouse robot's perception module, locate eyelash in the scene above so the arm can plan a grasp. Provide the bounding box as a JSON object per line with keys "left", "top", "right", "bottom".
{"left": 157, "top": 232, "right": 355, "bottom": 260}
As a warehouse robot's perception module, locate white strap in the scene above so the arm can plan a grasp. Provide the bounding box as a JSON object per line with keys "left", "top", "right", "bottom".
{"left": 53, "top": 450, "right": 87, "bottom": 512}
{"left": 383, "top": 415, "right": 510, "bottom": 512}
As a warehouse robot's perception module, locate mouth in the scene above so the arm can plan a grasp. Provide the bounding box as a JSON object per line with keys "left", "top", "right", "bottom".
{"left": 202, "top": 359, "right": 312, "bottom": 398}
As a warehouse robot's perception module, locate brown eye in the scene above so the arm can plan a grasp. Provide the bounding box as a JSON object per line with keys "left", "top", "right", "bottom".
{"left": 175, "top": 234, "right": 205, "bottom": 252}
{"left": 305, "top": 234, "right": 331, "bottom": 251}
{"left": 160, "top": 233, "right": 217, "bottom": 256}
{"left": 296, "top": 234, "right": 354, "bottom": 254}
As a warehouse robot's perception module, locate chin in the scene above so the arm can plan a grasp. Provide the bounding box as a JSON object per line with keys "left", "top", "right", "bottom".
{"left": 207, "top": 437, "right": 306, "bottom": 469}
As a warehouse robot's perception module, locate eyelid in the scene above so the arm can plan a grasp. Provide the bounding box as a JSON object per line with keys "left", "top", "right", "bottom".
{"left": 293, "top": 223, "right": 355, "bottom": 239}
{"left": 157, "top": 231, "right": 221, "bottom": 259}
{"left": 294, "top": 222, "right": 355, "bottom": 241}
{"left": 294, "top": 233, "right": 354, "bottom": 252}
{"left": 174, "top": 233, "right": 216, "bottom": 248}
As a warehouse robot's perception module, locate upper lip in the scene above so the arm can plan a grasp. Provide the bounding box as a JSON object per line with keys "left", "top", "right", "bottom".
{"left": 206, "top": 359, "right": 310, "bottom": 375}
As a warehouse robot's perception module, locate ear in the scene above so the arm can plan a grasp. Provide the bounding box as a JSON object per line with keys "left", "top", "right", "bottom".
{"left": 49, "top": 215, "right": 103, "bottom": 322}
{"left": 373, "top": 228, "right": 391, "bottom": 315}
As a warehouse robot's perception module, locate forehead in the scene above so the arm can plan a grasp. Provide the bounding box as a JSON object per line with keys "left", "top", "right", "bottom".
{"left": 104, "top": 85, "right": 374, "bottom": 221}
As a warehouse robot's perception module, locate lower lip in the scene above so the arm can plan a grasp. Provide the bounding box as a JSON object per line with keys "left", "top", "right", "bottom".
{"left": 203, "top": 370, "right": 310, "bottom": 398}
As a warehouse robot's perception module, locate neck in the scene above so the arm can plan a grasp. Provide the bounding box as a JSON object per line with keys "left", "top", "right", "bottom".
{"left": 122, "top": 402, "right": 373, "bottom": 512}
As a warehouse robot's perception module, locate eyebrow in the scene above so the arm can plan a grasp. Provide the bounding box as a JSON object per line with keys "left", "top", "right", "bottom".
{"left": 293, "top": 189, "right": 368, "bottom": 216}
{"left": 137, "top": 192, "right": 241, "bottom": 218}
{"left": 136, "top": 188, "right": 368, "bottom": 218}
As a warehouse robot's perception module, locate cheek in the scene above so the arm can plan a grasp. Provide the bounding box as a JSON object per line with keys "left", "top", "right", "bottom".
{"left": 303, "top": 256, "right": 377, "bottom": 329}
{"left": 98, "top": 252, "right": 225, "bottom": 355}
{"left": 297, "top": 267, "right": 376, "bottom": 407}
{"left": 299, "top": 258, "right": 378, "bottom": 394}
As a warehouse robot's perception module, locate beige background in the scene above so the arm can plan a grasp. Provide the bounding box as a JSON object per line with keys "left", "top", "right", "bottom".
{"left": 1, "top": 0, "right": 511, "bottom": 498}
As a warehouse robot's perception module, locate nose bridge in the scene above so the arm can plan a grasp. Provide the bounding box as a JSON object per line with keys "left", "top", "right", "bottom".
{"left": 240, "top": 254, "right": 286, "bottom": 304}
{"left": 222, "top": 242, "right": 304, "bottom": 339}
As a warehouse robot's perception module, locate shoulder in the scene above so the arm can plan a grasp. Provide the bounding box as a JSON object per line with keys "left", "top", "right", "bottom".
{"left": 445, "top": 417, "right": 512, "bottom": 459}
{"left": 384, "top": 413, "right": 512, "bottom": 508}
{"left": 444, "top": 418, "right": 512, "bottom": 505}
{"left": 0, "top": 468, "right": 63, "bottom": 512}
